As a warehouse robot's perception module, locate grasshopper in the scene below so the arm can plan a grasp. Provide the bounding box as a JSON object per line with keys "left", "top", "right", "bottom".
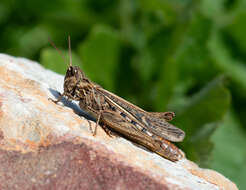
{"left": 50, "top": 36, "right": 185, "bottom": 161}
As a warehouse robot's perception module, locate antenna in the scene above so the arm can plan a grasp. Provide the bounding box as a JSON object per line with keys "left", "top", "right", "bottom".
{"left": 48, "top": 37, "right": 68, "bottom": 67}
{"left": 68, "top": 35, "right": 72, "bottom": 67}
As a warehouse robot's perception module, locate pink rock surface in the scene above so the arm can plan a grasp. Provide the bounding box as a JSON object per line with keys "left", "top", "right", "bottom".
{"left": 0, "top": 54, "right": 238, "bottom": 190}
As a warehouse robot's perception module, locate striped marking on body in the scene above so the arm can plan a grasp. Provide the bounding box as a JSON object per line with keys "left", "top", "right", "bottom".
{"left": 112, "top": 106, "right": 154, "bottom": 137}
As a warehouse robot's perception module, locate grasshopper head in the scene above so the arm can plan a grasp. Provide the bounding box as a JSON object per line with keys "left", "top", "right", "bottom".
{"left": 62, "top": 36, "right": 88, "bottom": 98}
{"left": 49, "top": 36, "right": 89, "bottom": 98}
{"left": 63, "top": 65, "right": 86, "bottom": 97}
{"left": 65, "top": 66, "right": 84, "bottom": 80}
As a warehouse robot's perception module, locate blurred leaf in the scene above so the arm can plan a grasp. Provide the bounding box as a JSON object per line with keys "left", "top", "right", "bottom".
{"left": 118, "top": 0, "right": 147, "bottom": 50}
{"left": 135, "top": 49, "right": 155, "bottom": 82}
{"left": 174, "top": 12, "right": 213, "bottom": 84}
{"left": 156, "top": 12, "right": 213, "bottom": 111}
{"left": 173, "top": 76, "right": 231, "bottom": 165}
{"left": 42, "top": 0, "right": 97, "bottom": 30}
{"left": 200, "top": 0, "right": 225, "bottom": 19}
{"left": 139, "top": 0, "right": 179, "bottom": 25}
{"left": 3, "top": 25, "right": 51, "bottom": 58}
{"left": 40, "top": 48, "right": 81, "bottom": 75}
{"left": 78, "top": 25, "right": 120, "bottom": 91}
{"left": 210, "top": 111, "right": 246, "bottom": 190}
{"left": 0, "top": 1, "right": 11, "bottom": 25}
{"left": 156, "top": 57, "right": 179, "bottom": 110}
{"left": 18, "top": 25, "right": 50, "bottom": 57}
{"left": 226, "top": 10, "right": 246, "bottom": 53}
{"left": 208, "top": 31, "right": 246, "bottom": 94}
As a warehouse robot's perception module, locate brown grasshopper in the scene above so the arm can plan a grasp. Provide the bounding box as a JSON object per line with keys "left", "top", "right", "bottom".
{"left": 50, "top": 36, "right": 185, "bottom": 161}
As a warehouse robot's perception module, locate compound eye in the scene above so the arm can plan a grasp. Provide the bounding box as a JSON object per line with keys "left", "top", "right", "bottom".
{"left": 66, "top": 66, "right": 75, "bottom": 77}
{"left": 70, "top": 67, "right": 76, "bottom": 75}
{"left": 68, "top": 67, "right": 73, "bottom": 74}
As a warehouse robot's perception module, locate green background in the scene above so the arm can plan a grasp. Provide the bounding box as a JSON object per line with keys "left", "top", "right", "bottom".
{"left": 0, "top": 0, "right": 245, "bottom": 188}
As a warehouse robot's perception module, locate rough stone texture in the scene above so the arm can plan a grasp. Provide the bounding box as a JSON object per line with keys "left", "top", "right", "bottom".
{"left": 0, "top": 53, "right": 238, "bottom": 190}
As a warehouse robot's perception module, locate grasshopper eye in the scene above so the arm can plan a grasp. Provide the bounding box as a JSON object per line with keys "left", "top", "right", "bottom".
{"left": 65, "top": 66, "right": 75, "bottom": 77}
{"left": 72, "top": 68, "right": 77, "bottom": 75}
{"left": 70, "top": 67, "right": 77, "bottom": 75}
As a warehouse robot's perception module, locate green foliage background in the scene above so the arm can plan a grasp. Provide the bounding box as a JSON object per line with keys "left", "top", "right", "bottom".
{"left": 0, "top": 0, "right": 245, "bottom": 188}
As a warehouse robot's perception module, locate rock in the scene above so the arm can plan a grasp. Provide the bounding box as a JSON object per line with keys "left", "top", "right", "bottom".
{"left": 0, "top": 53, "right": 238, "bottom": 190}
